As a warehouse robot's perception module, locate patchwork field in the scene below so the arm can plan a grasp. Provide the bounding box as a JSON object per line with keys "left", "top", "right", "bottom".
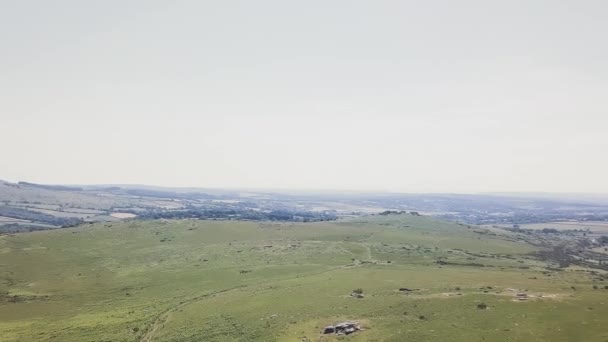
{"left": 1, "top": 215, "right": 607, "bottom": 341}
{"left": 516, "top": 221, "right": 608, "bottom": 233}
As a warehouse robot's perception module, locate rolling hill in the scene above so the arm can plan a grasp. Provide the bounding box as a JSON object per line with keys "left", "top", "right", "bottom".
{"left": 1, "top": 214, "right": 606, "bottom": 341}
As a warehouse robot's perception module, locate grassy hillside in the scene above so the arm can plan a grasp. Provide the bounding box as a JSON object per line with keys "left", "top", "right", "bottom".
{"left": 0, "top": 215, "right": 606, "bottom": 341}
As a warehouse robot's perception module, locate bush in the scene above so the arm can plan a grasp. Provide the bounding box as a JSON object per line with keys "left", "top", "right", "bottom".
{"left": 352, "top": 288, "right": 363, "bottom": 294}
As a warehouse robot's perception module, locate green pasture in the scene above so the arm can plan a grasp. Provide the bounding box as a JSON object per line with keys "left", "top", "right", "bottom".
{"left": 1, "top": 216, "right": 606, "bottom": 341}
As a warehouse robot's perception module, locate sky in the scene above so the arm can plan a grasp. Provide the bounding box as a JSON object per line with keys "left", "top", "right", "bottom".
{"left": 1, "top": 0, "right": 607, "bottom": 193}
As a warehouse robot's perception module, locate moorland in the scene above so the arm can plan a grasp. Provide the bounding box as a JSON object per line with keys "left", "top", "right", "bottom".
{"left": 1, "top": 213, "right": 607, "bottom": 341}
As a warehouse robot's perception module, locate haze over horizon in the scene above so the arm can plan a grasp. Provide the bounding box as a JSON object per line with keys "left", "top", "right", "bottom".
{"left": 2, "top": 1, "right": 607, "bottom": 193}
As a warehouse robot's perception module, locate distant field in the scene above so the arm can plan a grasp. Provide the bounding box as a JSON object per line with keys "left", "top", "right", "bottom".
{"left": 0, "top": 216, "right": 56, "bottom": 228}
{"left": 497, "top": 221, "right": 608, "bottom": 233}
{"left": 0, "top": 216, "right": 28, "bottom": 223}
{"left": 7, "top": 204, "right": 105, "bottom": 215}
{"left": 0, "top": 184, "right": 130, "bottom": 210}
{"left": 20, "top": 207, "right": 99, "bottom": 219}
{"left": 111, "top": 213, "right": 138, "bottom": 219}
{"left": 1, "top": 215, "right": 607, "bottom": 341}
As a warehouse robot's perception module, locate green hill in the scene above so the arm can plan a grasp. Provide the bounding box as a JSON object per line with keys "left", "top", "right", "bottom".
{"left": 1, "top": 215, "right": 606, "bottom": 341}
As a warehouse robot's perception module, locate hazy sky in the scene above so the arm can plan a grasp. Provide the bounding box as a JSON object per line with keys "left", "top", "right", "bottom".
{"left": 1, "top": 1, "right": 607, "bottom": 193}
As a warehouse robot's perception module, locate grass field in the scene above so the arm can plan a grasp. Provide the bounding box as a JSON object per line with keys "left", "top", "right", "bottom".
{"left": 515, "top": 221, "right": 608, "bottom": 233}
{"left": 1, "top": 215, "right": 607, "bottom": 341}
{"left": 493, "top": 221, "right": 608, "bottom": 241}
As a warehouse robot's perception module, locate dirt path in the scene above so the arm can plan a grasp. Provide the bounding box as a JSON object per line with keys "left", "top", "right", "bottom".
{"left": 363, "top": 244, "right": 372, "bottom": 261}
{"left": 139, "top": 286, "right": 243, "bottom": 342}
{"left": 138, "top": 264, "right": 353, "bottom": 342}
{"left": 357, "top": 234, "right": 374, "bottom": 261}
